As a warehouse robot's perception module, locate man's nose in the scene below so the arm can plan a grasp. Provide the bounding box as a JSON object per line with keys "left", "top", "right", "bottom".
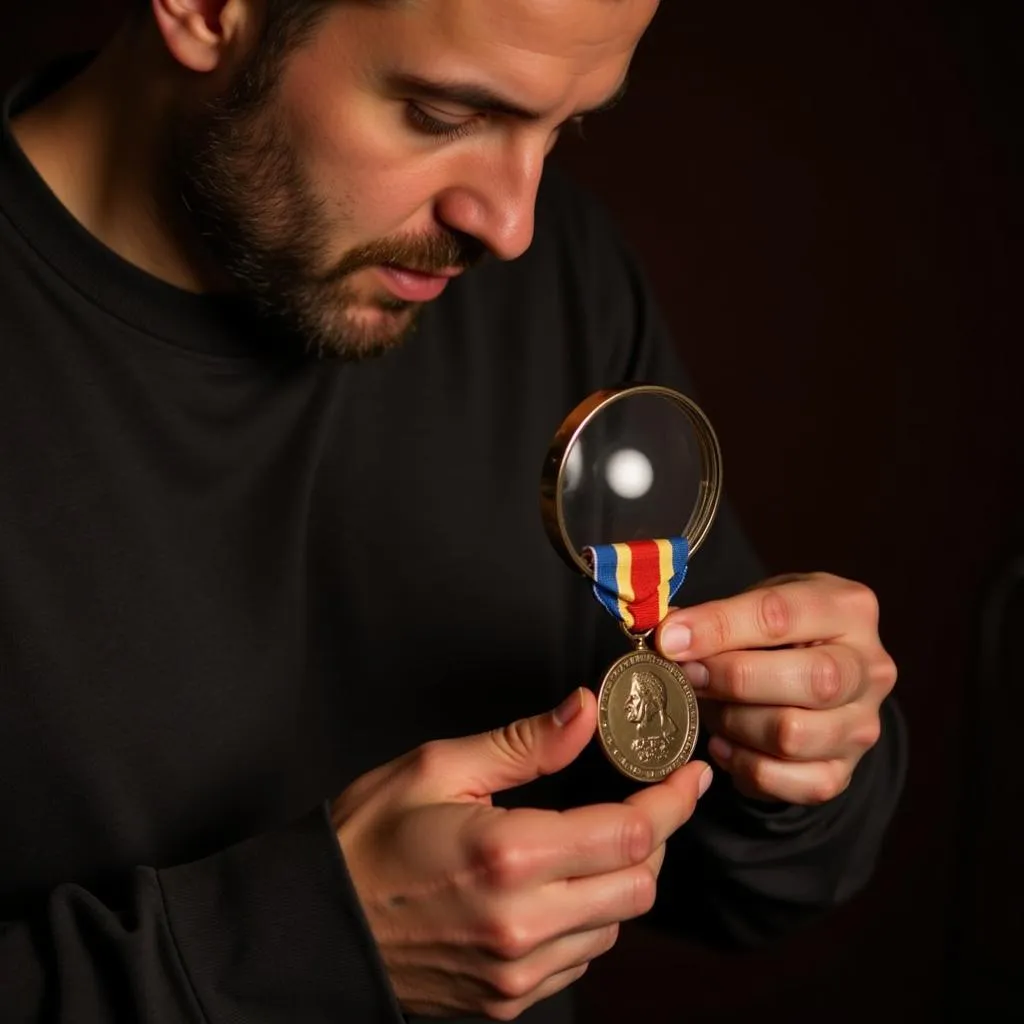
{"left": 434, "top": 138, "right": 545, "bottom": 262}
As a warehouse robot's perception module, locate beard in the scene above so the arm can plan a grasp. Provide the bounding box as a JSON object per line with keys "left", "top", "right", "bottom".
{"left": 170, "top": 53, "right": 484, "bottom": 359}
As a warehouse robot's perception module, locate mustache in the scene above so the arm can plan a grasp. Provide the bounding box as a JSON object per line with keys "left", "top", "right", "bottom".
{"left": 320, "top": 229, "right": 488, "bottom": 286}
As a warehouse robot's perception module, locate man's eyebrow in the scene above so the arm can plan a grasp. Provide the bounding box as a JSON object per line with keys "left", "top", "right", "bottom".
{"left": 387, "top": 73, "right": 629, "bottom": 121}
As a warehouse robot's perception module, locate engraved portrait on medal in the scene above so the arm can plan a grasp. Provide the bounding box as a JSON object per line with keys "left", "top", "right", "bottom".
{"left": 597, "top": 647, "right": 698, "bottom": 782}
{"left": 624, "top": 668, "right": 678, "bottom": 763}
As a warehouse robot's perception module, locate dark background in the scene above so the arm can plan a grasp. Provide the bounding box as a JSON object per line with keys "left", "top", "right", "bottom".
{"left": 1, "top": 1, "right": 1020, "bottom": 1020}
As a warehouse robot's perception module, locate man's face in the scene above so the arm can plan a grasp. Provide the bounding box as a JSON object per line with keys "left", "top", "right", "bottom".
{"left": 173, "top": 0, "right": 658, "bottom": 357}
{"left": 625, "top": 679, "right": 644, "bottom": 723}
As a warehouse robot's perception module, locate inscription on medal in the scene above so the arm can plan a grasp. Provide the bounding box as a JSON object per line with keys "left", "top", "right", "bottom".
{"left": 597, "top": 650, "right": 699, "bottom": 782}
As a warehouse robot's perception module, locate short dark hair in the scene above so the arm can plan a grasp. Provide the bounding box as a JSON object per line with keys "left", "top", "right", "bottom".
{"left": 137, "top": 2, "right": 397, "bottom": 87}
{"left": 132, "top": 2, "right": 362, "bottom": 71}
{"left": 257, "top": 2, "right": 341, "bottom": 64}
{"left": 244, "top": 2, "right": 401, "bottom": 74}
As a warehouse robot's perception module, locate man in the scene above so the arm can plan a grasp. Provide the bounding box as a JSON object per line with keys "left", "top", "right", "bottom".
{"left": 624, "top": 670, "right": 679, "bottom": 763}
{"left": 0, "top": 2, "right": 905, "bottom": 1022}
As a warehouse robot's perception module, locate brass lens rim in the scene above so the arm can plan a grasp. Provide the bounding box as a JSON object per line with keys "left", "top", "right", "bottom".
{"left": 540, "top": 384, "right": 724, "bottom": 578}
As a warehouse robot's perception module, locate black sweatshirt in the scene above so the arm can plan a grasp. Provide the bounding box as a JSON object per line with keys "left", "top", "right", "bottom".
{"left": 0, "top": 64, "right": 907, "bottom": 1024}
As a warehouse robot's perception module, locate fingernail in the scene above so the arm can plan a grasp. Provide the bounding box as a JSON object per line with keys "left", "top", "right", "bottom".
{"left": 683, "top": 661, "right": 709, "bottom": 689}
{"left": 698, "top": 766, "right": 714, "bottom": 797}
{"left": 660, "top": 623, "right": 692, "bottom": 658}
{"left": 708, "top": 736, "right": 733, "bottom": 763}
{"left": 553, "top": 689, "right": 583, "bottom": 727}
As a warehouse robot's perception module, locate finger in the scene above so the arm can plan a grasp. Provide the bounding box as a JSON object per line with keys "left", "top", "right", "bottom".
{"left": 707, "top": 740, "right": 854, "bottom": 806}
{"left": 447, "top": 865, "right": 646, "bottom": 986}
{"left": 481, "top": 961, "right": 591, "bottom": 1021}
{"left": 411, "top": 688, "right": 598, "bottom": 800}
{"left": 478, "top": 842, "right": 674, "bottom": 961}
{"left": 623, "top": 759, "right": 713, "bottom": 846}
{"left": 656, "top": 574, "right": 880, "bottom": 661}
{"left": 702, "top": 702, "right": 880, "bottom": 762}
{"left": 468, "top": 759, "right": 711, "bottom": 888}
{"left": 524, "top": 858, "right": 660, "bottom": 939}
{"left": 478, "top": 923, "right": 619, "bottom": 1003}
{"left": 466, "top": 800, "right": 666, "bottom": 888}
{"left": 684, "top": 643, "right": 867, "bottom": 708}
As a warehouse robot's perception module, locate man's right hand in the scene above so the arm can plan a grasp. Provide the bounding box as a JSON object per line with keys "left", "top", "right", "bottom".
{"left": 331, "top": 688, "right": 712, "bottom": 1020}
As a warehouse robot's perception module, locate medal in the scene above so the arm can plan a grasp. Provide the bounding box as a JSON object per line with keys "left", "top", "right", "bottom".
{"left": 586, "top": 537, "right": 699, "bottom": 781}
{"left": 597, "top": 639, "right": 699, "bottom": 782}
{"left": 540, "top": 385, "right": 724, "bottom": 782}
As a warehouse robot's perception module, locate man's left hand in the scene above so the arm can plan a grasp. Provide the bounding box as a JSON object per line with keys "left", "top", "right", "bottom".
{"left": 655, "top": 573, "right": 897, "bottom": 806}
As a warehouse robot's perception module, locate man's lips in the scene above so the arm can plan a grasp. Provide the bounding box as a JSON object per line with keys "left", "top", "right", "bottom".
{"left": 375, "top": 264, "right": 464, "bottom": 303}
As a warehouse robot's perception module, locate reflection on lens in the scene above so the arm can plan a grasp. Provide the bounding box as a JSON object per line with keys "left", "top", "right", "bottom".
{"left": 605, "top": 448, "right": 654, "bottom": 500}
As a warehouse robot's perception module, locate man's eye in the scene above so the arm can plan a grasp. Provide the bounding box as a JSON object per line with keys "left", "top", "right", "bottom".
{"left": 405, "top": 103, "right": 477, "bottom": 141}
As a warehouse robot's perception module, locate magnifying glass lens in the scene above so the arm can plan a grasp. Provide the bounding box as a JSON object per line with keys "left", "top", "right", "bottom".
{"left": 561, "top": 393, "right": 703, "bottom": 557}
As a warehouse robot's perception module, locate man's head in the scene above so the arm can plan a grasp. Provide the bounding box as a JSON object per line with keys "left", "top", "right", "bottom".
{"left": 138, "top": 0, "right": 658, "bottom": 356}
{"left": 624, "top": 670, "right": 667, "bottom": 724}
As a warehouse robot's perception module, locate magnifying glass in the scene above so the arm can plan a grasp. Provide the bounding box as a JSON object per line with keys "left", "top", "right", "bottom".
{"left": 540, "top": 385, "right": 724, "bottom": 782}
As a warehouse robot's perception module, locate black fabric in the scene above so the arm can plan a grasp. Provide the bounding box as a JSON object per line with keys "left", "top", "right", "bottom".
{"left": 0, "top": 61, "right": 906, "bottom": 1023}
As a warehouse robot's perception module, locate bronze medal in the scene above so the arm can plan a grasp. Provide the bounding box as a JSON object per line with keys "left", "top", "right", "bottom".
{"left": 597, "top": 639, "right": 699, "bottom": 782}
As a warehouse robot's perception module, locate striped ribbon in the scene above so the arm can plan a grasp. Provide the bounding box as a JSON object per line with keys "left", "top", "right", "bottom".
{"left": 584, "top": 537, "right": 689, "bottom": 634}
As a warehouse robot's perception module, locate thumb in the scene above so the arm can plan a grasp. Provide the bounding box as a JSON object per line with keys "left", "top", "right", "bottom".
{"left": 444, "top": 688, "right": 597, "bottom": 799}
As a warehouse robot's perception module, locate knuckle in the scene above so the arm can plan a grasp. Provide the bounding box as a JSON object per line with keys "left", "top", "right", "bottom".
{"left": 722, "top": 655, "right": 756, "bottom": 701}
{"left": 806, "top": 777, "right": 836, "bottom": 805}
{"left": 844, "top": 580, "right": 880, "bottom": 625}
{"left": 485, "top": 998, "right": 528, "bottom": 1023}
{"left": 409, "top": 740, "right": 448, "bottom": 782}
{"left": 756, "top": 587, "right": 792, "bottom": 642}
{"left": 746, "top": 756, "right": 775, "bottom": 796}
{"left": 775, "top": 709, "right": 807, "bottom": 758}
{"left": 620, "top": 810, "right": 655, "bottom": 865}
{"left": 808, "top": 765, "right": 850, "bottom": 805}
{"left": 872, "top": 653, "right": 898, "bottom": 694}
{"left": 853, "top": 713, "right": 883, "bottom": 752}
{"left": 489, "top": 964, "right": 536, "bottom": 1001}
{"left": 493, "top": 719, "right": 534, "bottom": 764}
{"left": 707, "top": 606, "right": 734, "bottom": 650}
{"left": 483, "top": 918, "right": 537, "bottom": 963}
{"left": 809, "top": 650, "right": 844, "bottom": 705}
{"left": 472, "top": 834, "right": 529, "bottom": 891}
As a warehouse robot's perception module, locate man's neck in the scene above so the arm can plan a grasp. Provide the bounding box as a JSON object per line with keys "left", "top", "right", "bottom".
{"left": 10, "top": 23, "right": 226, "bottom": 294}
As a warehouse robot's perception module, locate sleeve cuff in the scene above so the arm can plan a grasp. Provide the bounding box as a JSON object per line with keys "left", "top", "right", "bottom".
{"left": 157, "top": 803, "right": 405, "bottom": 1024}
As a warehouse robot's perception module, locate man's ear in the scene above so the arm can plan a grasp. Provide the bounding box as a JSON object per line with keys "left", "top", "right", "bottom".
{"left": 150, "top": 0, "right": 254, "bottom": 73}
